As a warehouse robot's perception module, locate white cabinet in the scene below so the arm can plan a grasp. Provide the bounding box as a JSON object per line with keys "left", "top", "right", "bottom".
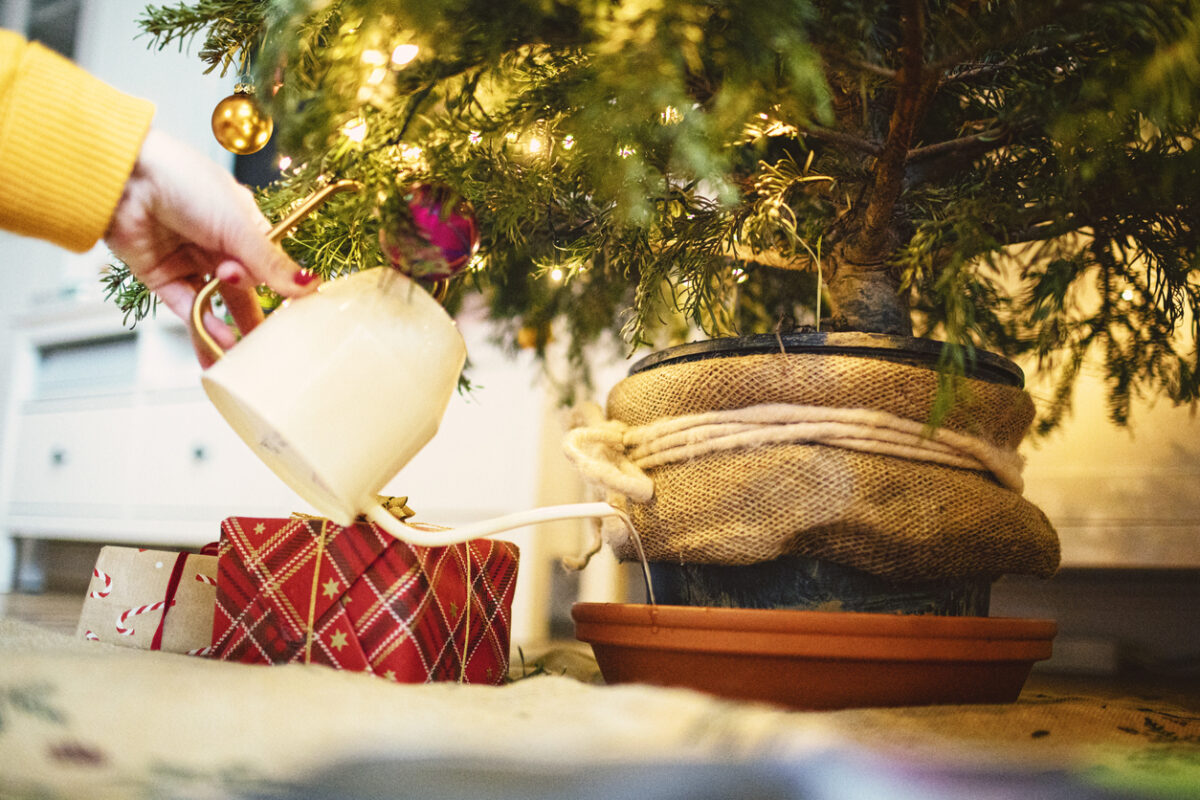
{"left": 0, "top": 0, "right": 244, "bottom": 580}
{"left": 9, "top": 402, "right": 137, "bottom": 514}
{"left": 0, "top": 303, "right": 300, "bottom": 556}
{"left": 128, "top": 395, "right": 300, "bottom": 522}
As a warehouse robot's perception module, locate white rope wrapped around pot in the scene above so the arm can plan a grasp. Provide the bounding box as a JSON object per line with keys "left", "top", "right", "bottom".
{"left": 569, "top": 351, "right": 1060, "bottom": 581}
{"left": 564, "top": 401, "right": 1025, "bottom": 501}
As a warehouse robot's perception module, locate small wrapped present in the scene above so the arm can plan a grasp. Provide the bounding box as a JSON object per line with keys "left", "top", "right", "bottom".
{"left": 76, "top": 546, "right": 218, "bottom": 655}
{"left": 211, "top": 515, "right": 519, "bottom": 684}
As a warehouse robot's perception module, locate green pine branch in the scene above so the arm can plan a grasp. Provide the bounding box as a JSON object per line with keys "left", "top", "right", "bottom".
{"left": 127, "top": 0, "right": 1200, "bottom": 429}
{"left": 139, "top": 0, "right": 269, "bottom": 74}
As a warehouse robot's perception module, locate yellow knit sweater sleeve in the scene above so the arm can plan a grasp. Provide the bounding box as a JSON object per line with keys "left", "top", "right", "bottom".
{"left": 0, "top": 30, "right": 154, "bottom": 252}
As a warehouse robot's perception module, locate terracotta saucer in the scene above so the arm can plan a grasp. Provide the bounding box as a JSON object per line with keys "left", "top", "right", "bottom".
{"left": 572, "top": 603, "right": 1056, "bottom": 710}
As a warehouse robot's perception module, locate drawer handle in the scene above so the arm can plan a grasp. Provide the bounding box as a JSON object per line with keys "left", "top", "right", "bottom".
{"left": 50, "top": 448, "right": 67, "bottom": 466}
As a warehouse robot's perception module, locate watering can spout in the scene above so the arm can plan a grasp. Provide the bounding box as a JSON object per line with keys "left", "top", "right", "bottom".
{"left": 364, "top": 500, "right": 657, "bottom": 604}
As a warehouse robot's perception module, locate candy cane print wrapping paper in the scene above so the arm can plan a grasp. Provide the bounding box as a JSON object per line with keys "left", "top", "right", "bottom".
{"left": 75, "top": 546, "right": 218, "bottom": 654}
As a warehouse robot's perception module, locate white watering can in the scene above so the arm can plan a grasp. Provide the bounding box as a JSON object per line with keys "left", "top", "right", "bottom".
{"left": 190, "top": 181, "right": 649, "bottom": 584}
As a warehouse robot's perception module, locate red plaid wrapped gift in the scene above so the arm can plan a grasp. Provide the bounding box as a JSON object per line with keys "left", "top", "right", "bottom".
{"left": 211, "top": 515, "right": 519, "bottom": 684}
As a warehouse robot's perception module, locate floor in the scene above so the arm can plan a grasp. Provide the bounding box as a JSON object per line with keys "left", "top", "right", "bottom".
{"left": 4, "top": 536, "right": 1199, "bottom": 717}
{"left": 0, "top": 591, "right": 84, "bottom": 635}
{"left": 3, "top": 589, "right": 1198, "bottom": 715}
{"left": 2, "top": 538, "right": 95, "bottom": 635}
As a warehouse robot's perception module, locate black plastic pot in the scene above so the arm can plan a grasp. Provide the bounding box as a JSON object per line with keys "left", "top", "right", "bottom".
{"left": 648, "top": 557, "right": 993, "bottom": 616}
{"left": 629, "top": 332, "right": 1024, "bottom": 617}
{"left": 629, "top": 330, "right": 1024, "bottom": 387}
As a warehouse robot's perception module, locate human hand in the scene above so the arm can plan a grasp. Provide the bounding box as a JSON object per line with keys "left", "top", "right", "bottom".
{"left": 104, "top": 129, "right": 318, "bottom": 367}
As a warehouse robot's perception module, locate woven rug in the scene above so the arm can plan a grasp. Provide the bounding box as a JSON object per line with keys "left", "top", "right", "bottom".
{"left": 0, "top": 618, "right": 1195, "bottom": 799}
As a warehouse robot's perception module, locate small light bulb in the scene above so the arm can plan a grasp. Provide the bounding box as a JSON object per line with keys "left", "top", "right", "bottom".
{"left": 401, "top": 144, "right": 423, "bottom": 162}
{"left": 617, "top": 145, "right": 635, "bottom": 158}
{"left": 527, "top": 136, "right": 544, "bottom": 155}
{"left": 1121, "top": 289, "right": 1135, "bottom": 301}
{"left": 505, "top": 130, "right": 520, "bottom": 143}
{"left": 278, "top": 155, "right": 293, "bottom": 170}
{"left": 550, "top": 267, "right": 564, "bottom": 282}
{"left": 366, "top": 67, "right": 388, "bottom": 85}
{"left": 361, "top": 49, "right": 388, "bottom": 66}
{"left": 341, "top": 117, "right": 368, "bottom": 142}
{"left": 468, "top": 130, "right": 483, "bottom": 144}
{"left": 391, "top": 44, "right": 419, "bottom": 66}
{"left": 661, "top": 105, "right": 681, "bottom": 125}
{"left": 561, "top": 134, "right": 576, "bottom": 150}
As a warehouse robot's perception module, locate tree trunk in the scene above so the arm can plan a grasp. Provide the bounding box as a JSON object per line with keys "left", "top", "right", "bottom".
{"left": 825, "top": 241, "right": 912, "bottom": 336}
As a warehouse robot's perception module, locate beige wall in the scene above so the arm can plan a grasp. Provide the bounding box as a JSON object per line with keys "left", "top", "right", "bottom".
{"left": 1022, "top": 361, "right": 1200, "bottom": 568}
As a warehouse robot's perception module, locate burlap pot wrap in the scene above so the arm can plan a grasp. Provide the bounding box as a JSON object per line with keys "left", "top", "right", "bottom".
{"left": 566, "top": 351, "right": 1060, "bottom": 582}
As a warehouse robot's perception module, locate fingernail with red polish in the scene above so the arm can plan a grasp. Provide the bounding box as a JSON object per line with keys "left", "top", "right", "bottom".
{"left": 293, "top": 270, "right": 317, "bottom": 286}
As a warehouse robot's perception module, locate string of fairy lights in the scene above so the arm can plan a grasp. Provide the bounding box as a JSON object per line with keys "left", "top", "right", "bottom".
{"left": 210, "top": 25, "right": 828, "bottom": 303}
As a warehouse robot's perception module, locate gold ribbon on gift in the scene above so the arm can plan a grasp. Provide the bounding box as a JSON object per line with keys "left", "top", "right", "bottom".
{"left": 296, "top": 498, "right": 474, "bottom": 680}
{"left": 303, "top": 518, "right": 330, "bottom": 665}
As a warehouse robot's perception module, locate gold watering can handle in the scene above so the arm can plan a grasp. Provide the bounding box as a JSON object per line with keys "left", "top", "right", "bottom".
{"left": 190, "top": 179, "right": 363, "bottom": 362}
{"left": 190, "top": 178, "right": 452, "bottom": 362}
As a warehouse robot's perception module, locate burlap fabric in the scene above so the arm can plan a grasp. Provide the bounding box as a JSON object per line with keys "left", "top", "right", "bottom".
{"left": 592, "top": 352, "right": 1059, "bottom": 582}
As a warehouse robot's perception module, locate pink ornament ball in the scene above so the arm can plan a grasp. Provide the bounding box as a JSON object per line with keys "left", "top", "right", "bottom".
{"left": 380, "top": 184, "right": 480, "bottom": 280}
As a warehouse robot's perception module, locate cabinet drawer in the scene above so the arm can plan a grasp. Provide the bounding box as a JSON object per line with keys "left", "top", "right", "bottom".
{"left": 34, "top": 333, "right": 138, "bottom": 400}
{"left": 9, "top": 406, "right": 136, "bottom": 514}
{"left": 131, "top": 399, "right": 303, "bottom": 518}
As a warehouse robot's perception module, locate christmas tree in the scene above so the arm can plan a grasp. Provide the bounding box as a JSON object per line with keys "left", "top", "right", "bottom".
{"left": 114, "top": 0, "right": 1200, "bottom": 429}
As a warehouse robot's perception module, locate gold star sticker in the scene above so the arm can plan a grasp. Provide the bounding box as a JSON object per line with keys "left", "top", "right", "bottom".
{"left": 254, "top": 523, "right": 266, "bottom": 534}
{"left": 449, "top": 601, "right": 458, "bottom": 617}
{"left": 384, "top": 670, "right": 396, "bottom": 681}
{"left": 330, "top": 631, "right": 348, "bottom": 651}
{"left": 321, "top": 578, "right": 340, "bottom": 598}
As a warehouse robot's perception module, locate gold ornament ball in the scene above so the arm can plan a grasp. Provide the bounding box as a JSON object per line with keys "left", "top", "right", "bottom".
{"left": 211, "top": 91, "right": 273, "bottom": 155}
{"left": 517, "top": 325, "right": 551, "bottom": 350}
